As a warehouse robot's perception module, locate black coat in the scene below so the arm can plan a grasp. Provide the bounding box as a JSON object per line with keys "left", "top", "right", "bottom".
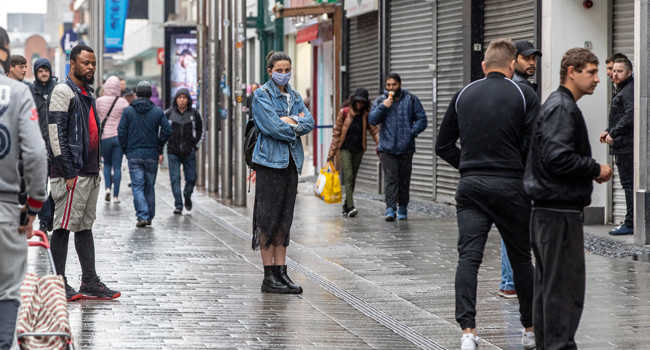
{"left": 163, "top": 88, "right": 204, "bottom": 156}
{"left": 607, "top": 76, "right": 634, "bottom": 154}
{"left": 524, "top": 86, "right": 601, "bottom": 210}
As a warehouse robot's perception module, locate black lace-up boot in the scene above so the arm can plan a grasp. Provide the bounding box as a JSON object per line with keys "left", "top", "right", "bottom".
{"left": 261, "top": 265, "right": 290, "bottom": 293}
{"left": 275, "top": 265, "right": 303, "bottom": 294}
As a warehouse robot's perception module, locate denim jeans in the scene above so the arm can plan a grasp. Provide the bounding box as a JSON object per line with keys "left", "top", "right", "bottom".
{"left": 128, "top": 159, "right": 158, "bottom": 221}
{"left": 168, "top": 151, "right": 197, "bottom": 210}
{"left": 380, "top": 152, "right": 413, "bottom": 210}
{"left": 37, "top": 193, "right": 55, "bottom": 226}
{"left": 101, "top": 136, "right": 124, "bottom": 198}
{"left": 500, "top": 239, "right": 515, "bottom": 290}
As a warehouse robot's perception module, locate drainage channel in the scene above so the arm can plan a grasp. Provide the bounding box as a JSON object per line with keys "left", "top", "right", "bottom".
{"left": 196, "top": 205, "right": 448, "bottom": 350}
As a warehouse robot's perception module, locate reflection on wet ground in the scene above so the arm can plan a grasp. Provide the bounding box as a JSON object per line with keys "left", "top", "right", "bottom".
{"left": 27, "top": 171, "right": 650, "bottom": 349}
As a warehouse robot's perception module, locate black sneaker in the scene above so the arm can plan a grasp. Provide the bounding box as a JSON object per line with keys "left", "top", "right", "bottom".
{"left": 347, "top": 206, "right": 358, "bottom": 217}
{"left": 184, "top": 195, "right": 192, "bottom": 211}
{"left": 136, "top": 220, "right": 148, "bottom": 228}
{"left": 79, "top": 276, "right": 121, "bottom": 300}
{"left": 65, "top": 282, "right": 82, "bottom": 301}
{"left": 145, "top": 220, "right": 152, "bottom": 226}
{"left": 38, "top": 222, "right": 48, "bottom": 233}
{"left": 341, "top": 204, "right": 349, "bottom": 216}
{"left": 173, "top": 208, "right": 182, "bottom": 215}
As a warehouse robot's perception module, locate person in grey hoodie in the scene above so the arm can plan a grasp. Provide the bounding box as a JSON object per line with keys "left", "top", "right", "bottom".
{"left": 0, "top": 26, "right": 48, "bottom": 350}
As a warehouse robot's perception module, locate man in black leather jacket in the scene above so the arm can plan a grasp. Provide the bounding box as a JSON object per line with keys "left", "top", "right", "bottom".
{"left": 600, "top": 59, "right": 634, "bottom": 235}
{"left": 512, "top": 41, "right": 541, "bottom": 92}
{"left": 524, "top": 48, "right": 612, "bottom": 350}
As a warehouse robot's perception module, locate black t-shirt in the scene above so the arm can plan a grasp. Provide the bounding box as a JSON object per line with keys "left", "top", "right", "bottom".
{"left": 340, "top": 112, "right": 364, "bottom": 153}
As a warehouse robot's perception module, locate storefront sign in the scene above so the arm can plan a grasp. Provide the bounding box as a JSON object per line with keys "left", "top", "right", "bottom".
{"left": 296, "top": 24, "right": 319, "bottom": 44}
{"left": 345, "top": 0, "right": 378, "bottom": 18}
{"left": 105, "top": 0, "right": 130, "bottom": 53}
{"left": 60, "top": 30, "right": 79, "bottom": 54}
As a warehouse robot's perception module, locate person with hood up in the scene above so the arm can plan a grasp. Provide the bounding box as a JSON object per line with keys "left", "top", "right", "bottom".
{"left": 97, "top": 76, "right": 130, "bottom": 204}
{"left": 162, "top": 88, "right": 203, "bottom": 214}
{"left": 30, "top": 58, "right": 57, "bottom": 233}
{"left": 327, "top": 87, "right": 379, "bottom": 217}
{"left": 150, "top": 85, "right": 163, "bottom": 108}
{"left": 118, "top": 81, "right": 172, "bottom": 227}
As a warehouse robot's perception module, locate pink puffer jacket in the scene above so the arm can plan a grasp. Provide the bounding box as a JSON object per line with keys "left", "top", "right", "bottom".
{"left": 96, "top": 76, "right": 130, "bottom": 140}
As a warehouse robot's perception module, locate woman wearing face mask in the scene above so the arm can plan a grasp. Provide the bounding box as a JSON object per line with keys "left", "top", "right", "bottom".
{"left": 327, "top": 87, "right": 379, "bottom": 217}
{"left": 251, "top": 51, "right": 314, "bottom": 294}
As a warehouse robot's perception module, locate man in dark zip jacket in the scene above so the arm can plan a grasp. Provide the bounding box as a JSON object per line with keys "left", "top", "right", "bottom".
{"left": 524, "top": 48, "right": 612, "bottom": 350}
{"left": 47, "top": 45, "right": 121, "bottom": 301}
{"left": 600, "top": 58, "right": 634, "bottom": 235}
{"left": 161, "top": 88, "right": 203, "bottom": 214}
{"left": 435, "top": 39, "right": 539, "bottom": 350}
{"left": 30, "top": 57, "right": 57, "bottom": 232}
{"left": 512, "top": 41, "right": 541, "bottom": 91}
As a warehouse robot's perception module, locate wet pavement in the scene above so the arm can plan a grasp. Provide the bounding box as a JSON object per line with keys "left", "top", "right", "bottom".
{"left": 24, "top": 170, "right": 650, "bottom": 349}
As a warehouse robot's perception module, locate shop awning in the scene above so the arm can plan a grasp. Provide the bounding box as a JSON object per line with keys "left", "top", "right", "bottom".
{"left": 296, "top": 24, "right": 319, "bottom": 44}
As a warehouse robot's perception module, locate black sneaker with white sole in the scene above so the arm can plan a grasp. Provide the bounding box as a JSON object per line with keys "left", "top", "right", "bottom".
{"left": 79, "top": 276, "right": 121, "bottom": 300}
{"left": 347, "top": 206, "right": 358, "bottom": 217}
{"left": 173, "top": 208, "right": 182, "bottom": 215}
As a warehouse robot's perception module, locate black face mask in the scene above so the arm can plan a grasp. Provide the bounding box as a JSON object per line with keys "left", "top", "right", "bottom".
{"left": 0, "top": 47, "right": 10, "bottom": 74}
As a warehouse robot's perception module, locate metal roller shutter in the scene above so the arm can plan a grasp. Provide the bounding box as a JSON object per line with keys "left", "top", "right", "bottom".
{"left": 483, "top": 0, "right": 535, "bottom": 47}
{"left": 389, "top": 0, "right": 435, "bottom": 201}
{"left": 348, "top": 12, "right": 380, "bottom": 193}
{"left": 611, "top": 0, "right": 634, "bottom": 224}
{"left": 435, "top": 0, "right": 463, "bottom": 203}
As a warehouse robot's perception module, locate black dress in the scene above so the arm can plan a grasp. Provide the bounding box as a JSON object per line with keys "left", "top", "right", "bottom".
{"left": 252, "top": 155, "right": 298, "bottom": 250}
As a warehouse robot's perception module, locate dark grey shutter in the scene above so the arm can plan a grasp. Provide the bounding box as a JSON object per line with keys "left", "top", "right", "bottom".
{"left": 435, "top": 0, "right": 463, "bottom": 203}
{"left": 483, "top": 0, "right": 535, "bottom": 47}
{"left": 349, "top": 12, "right": 381, "bottom": 193}
{"left": 612, "top": 0, "right": 634, "bottom": 224}
{"left": 390, "top": 0, "right": 435, "bottom": 201}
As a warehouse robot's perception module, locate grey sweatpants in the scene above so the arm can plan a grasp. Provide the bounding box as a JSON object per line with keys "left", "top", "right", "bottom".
{"left": 0, "top": 202, "right": 25, "bottom": 350}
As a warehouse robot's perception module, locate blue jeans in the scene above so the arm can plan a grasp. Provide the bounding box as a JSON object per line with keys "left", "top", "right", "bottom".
{"left": 101, "top": 136, "right": 124, "bottom": 197}
{"left": 128, "top": 159, "right": 158, "bottom": 221}
{"left": 37, "top": 193, "right": 54, "bottom": 225}
{"left": 168, "top": 151, "right": 197, "bottom": 210}
{"left": 500, "top": 239, "right": 515, "bottom": 290}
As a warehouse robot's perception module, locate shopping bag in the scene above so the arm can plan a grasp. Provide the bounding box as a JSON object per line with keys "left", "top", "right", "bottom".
{"left": 315, "top": 161, "right": 342, "bottom": 204}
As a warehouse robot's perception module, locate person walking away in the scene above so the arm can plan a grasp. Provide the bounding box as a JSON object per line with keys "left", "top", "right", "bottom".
{"left": 246, "top": 82, "right": 259, "bottom": 120}
{"left": 30, "top": 58, "right": 58, "bottom": 233}
{"left": 252, "top": 51, "right": 314, "bottom": 294}
{"left": 48, "top": 44, "right": 121, "bottom": 301}
{"left": 600, "top": 58, "right": 634, "bottom": 235}
{"left": 327, "top": 87, "right": 379, "bottom": 217}
{"left": 162, "top": 88, "right": 203, "bottom": 214}
{"left": 368, "top": 73, "right": 427, "bottom": 221}
{"left": 436, "top": 39, "right": 540, "bottom": 350}
{"left": 497, "top": 41, "right": 543, "bottom": 300}
{"left": 96, "top": 76, "right": 129, "bottom": 204}
{"left": 525, "top": 48, "right": 612, "bottom": 350}
{"left": 0, "top": 26, "right": 48, "bottom": 350}
{"left": 118, "top": 81, "right": 172, "bottom": 227}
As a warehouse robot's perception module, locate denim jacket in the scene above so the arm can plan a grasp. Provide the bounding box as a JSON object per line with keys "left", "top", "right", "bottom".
{"left": 252, "top": 80, "right": 314, "bottom": 174}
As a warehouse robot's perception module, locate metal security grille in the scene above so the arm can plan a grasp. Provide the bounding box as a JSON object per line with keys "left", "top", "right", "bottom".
{"left": 435, "top": 0, "right": 463, "bottom": 203}
{"left": 389, "top": 0, "right": 436, "bottom": 201}
{"left": 612, "top": 0, "right": 634, "bottom": 224}
{"left": 348, "top": 12, "right": 381, "bottom": 193}
{"left": 483, "top": 0, "right": 535, "bottom": 47}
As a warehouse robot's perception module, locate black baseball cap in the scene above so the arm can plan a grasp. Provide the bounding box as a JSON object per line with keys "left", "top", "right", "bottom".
{"left": 515, "top": 41, "right": 542, "bottom": 57}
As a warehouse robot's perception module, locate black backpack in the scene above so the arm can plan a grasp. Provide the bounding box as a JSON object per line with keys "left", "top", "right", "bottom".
{"left": 244, "top": 88, "right": 271, "bottom": 171}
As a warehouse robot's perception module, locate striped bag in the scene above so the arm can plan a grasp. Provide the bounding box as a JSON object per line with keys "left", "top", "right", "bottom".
{"left": 17, "top": 273, "right": 71, "bottom": 350}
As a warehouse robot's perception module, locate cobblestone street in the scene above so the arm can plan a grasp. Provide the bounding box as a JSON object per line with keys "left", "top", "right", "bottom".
{"left": 26, "top": 170, "right": 650, "bottom": 349}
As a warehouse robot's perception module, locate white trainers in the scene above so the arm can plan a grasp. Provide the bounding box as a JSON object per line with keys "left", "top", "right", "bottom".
{"left": 522, "top": 330, "right": 535, "bottom": 349}
{"left": 105, "top": 188, "right": 111, "bottom": 202}
{"left": 113, "top": 197, "right": 121, "bottom": 204}
{"left": 461, "top": 334, "right": 480, "bottom": 350}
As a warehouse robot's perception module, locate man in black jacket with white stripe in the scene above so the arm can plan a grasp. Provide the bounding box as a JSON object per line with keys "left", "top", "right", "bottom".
{"left": 436, "top": 39, "right": 539, "bottom": 350}
{"left": 525, "top": 48, "right": 612, "bottom": 350}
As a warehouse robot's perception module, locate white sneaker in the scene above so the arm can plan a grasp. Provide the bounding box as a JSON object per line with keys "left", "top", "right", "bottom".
{"left": 105, "top": 188, "right": 111, "bottom": 202}
{"left": 461, "top": 334, "right": 480, "bottom": 350}
{"left": 522, "top": 330, "right": 535, "bottom": 349}
{"left": 113, "top": 197, "right": 121, "bottom": 204}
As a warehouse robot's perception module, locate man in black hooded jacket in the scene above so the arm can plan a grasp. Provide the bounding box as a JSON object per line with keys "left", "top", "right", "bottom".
{"left": 30, "top": 58, "right": 57, "bottom": 232}
{"left": 161, "top": 88, "right": 203, "bottom": 214}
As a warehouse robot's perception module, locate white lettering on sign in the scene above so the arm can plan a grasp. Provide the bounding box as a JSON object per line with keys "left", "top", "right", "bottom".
{"left": 175, "top": 38, "right": 198, "bottom": 45}
{"left": 0, "top": 86, "right": 10, "bottom": 106}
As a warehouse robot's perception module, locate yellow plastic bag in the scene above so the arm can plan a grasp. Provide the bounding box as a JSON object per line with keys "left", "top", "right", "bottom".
{"left": 315, "top": 161, "right": 342, "bottom": 204}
